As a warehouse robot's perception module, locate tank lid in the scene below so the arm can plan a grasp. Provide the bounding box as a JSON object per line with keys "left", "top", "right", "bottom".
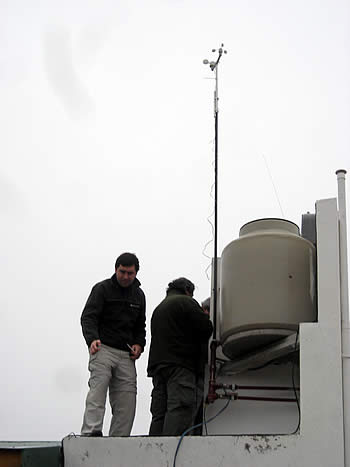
{"left": 239, "top": 218, "right": 300, "bottom": 237}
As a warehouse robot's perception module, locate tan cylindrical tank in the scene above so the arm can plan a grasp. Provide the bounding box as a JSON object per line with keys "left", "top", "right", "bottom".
{"left": 219, "top": 218, "right": 316, "bottom": 360}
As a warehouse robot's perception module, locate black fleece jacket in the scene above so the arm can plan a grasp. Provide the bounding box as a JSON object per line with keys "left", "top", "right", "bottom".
{"left": 147, "top": 290, "right": 213, "bottom": 376}
{"left": 81, "top": 274, "right": 146, "bottom": 351}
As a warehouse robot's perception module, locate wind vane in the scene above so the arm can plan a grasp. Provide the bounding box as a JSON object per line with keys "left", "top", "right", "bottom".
{"left": 203, "top": 44, "right": 227, "bottom": 114}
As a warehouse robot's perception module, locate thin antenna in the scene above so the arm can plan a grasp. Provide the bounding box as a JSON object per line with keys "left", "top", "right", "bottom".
{"left": 203, "top": 44, "right": 227, "bottom": 340}
{"left": 262, "top": 154, "right": 285, "bottom": 218}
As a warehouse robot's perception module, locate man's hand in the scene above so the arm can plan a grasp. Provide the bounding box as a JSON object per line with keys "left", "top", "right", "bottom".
{"left": 90, "top": 339, "right": 101, "bottom": 355}
{"left": 129, "top": 344, "right": 142, "bottom": 360}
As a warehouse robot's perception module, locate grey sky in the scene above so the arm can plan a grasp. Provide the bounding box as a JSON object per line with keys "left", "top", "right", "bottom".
{"left": 1, "top": 0, "right": 349, "bottom": 440}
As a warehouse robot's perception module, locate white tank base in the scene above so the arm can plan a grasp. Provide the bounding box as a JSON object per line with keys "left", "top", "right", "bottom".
{"left": 221, "top": 327, "right": 296, "bottom": 359}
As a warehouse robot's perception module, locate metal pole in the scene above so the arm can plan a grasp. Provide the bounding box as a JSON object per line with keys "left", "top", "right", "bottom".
{"left": 203, "top": 44, "right": 226, "bottom": 340}
{"left": 213, "top": 64, "right": 219, "bottom": 339}
{"left": 203, "top": 45, "right": 226, "bottom": 404}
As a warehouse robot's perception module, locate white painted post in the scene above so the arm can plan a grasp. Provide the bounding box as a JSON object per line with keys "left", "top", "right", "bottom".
{"left": 336, "top": 170, "right": 349, "bottom": 321}
{"left": 336, "top": 169, "right": 350, "bottom": 467}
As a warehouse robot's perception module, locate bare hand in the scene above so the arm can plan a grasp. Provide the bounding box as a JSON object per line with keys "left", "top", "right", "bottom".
{"left": 129, "top": 344, "right": 142, "bottom": 360}
{"left": 90, "top": 339, "right": 101, "bottom": 355}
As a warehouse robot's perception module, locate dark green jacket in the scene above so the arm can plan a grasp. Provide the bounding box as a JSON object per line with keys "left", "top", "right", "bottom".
{"left": 147, "top": 290, "right": 213, "bottom": 376}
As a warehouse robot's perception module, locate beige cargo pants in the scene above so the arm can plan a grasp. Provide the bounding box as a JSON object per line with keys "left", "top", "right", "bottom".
{"left": 81, "top": 344, "right": 137, "bottom": 436}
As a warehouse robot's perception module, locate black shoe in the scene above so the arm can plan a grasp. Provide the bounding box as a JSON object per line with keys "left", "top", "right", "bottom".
{"left": 82, "top": 431, "right": 103, "bottom": 437}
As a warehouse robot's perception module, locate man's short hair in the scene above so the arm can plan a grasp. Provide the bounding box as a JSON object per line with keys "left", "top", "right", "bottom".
{"left": 115, "top": 252, "right": 140, "bottom": 272}
{"left": 167, "top": 277, "right": 195, "bottom": 296}
{"left": 201, "top": 297, "right": 210, "bottom": 312}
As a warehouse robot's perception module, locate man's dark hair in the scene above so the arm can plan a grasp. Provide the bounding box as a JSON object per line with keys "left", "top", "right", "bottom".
{"left": 115, "top": 252, "right": 140, "bottom": 272}
{"left": 167, "top": 277, "right": 195, "bottom": 296}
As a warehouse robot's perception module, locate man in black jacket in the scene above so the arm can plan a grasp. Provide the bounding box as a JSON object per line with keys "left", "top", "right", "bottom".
{"left": 147, "top": 278, "right": 213, "bottom": 436}
{"left": 81, "top": 252, "right": 146, "bottom": 437}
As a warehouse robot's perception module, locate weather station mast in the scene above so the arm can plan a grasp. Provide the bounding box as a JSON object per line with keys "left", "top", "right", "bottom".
{"left": 203, "top": 44, "right": 227, "bottom": 341}
{"left": 203, "top": 44, "right": 227, "bottom": 403}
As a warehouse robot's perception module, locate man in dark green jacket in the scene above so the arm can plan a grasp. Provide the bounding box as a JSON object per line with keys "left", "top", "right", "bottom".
{"left": 147, "top": 278, "right": 213, "bottom": 436}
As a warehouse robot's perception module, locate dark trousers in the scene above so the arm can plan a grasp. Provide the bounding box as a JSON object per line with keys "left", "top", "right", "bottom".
{"left": 149, "top": 366, "right": 198, "bottom": 436}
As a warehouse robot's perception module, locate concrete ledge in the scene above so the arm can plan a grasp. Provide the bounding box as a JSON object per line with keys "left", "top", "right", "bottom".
{"left": 63, "top": 434, "right": 301, "bottom": 467}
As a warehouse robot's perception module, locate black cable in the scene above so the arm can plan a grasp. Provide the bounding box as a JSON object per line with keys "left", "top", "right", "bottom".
{"left": 203, "top": 403, "right": 208, "bottom": 435}
{"left": 292, "top": 329, "right": 301, "bottom": 433}
{"left": 202, "top": 145, "right": 216, "bottom": 280}
{"left": 173, "top": 399, "right": 231, "bottom": 467}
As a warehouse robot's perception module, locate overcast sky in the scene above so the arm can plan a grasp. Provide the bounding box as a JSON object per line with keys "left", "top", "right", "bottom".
{"left": 1, "top": 0, "right": 350, "bottom": 440}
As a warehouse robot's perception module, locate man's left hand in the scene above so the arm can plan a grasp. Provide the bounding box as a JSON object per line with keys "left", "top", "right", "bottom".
{"left": 130, "top": 344, "right": 142, "bottom": 360}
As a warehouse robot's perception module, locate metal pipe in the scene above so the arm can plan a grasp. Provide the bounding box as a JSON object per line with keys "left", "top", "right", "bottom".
{"left": 207, "top": 340, "right": 219, "bottom": 403}
{"left": 237, "top": 396, "right": 297, "bottom": 403}
{"left": 336, "top": 169, "right": 350, "bottom": 467}
{"left": 236, "top": 385, "right": 300, "bottom": 391}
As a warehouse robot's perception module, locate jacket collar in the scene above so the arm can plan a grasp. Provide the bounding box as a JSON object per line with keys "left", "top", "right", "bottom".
{"left": 111, "top": 274, "right": 141, "bottom": 289}
{"left": 166, "top": 289, "right": 186, "bottom": 297}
